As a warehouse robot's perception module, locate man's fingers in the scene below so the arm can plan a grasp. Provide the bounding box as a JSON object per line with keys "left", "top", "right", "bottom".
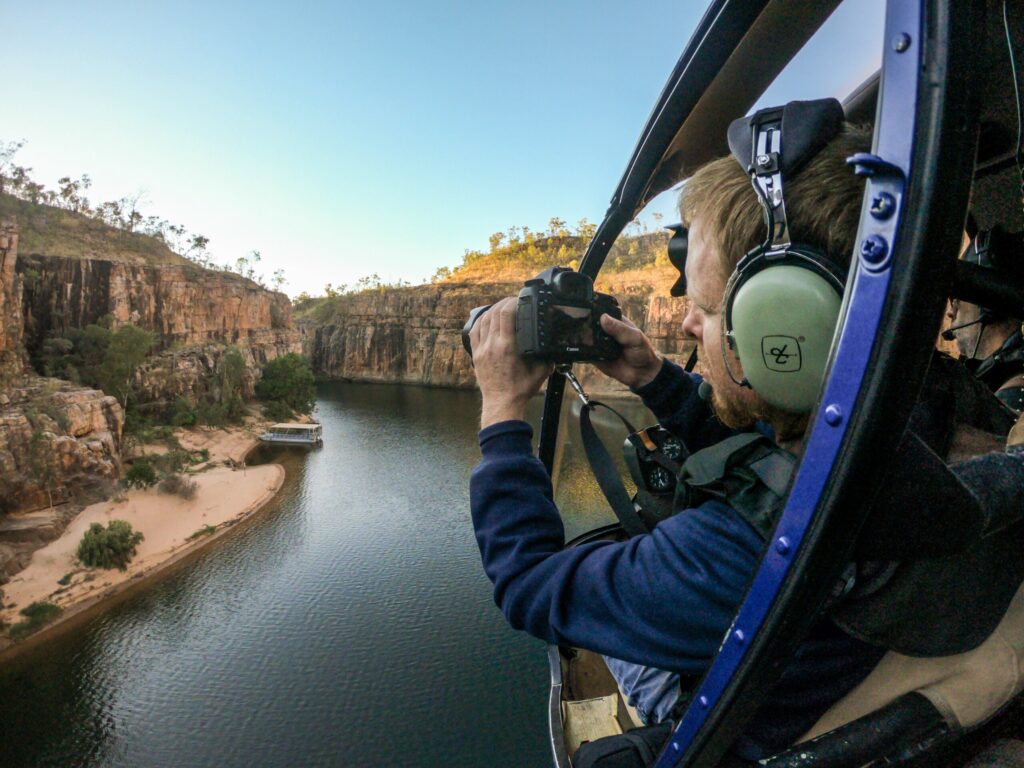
{"left": 497, "top": 297, "right": 517, "bottom": 339}
{"left": 600, "top": 314, "right": 644, "bottom": 347}
{"left": 474, "top": 303, "right": 494, "bottom": 348}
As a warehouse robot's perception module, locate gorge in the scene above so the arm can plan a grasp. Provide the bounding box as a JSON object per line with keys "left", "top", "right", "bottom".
{"left": 0, "top": 190, "right": 691, "bottom": 613}
{"left": 0, "top": 210, "right": 301, "bottom": 581}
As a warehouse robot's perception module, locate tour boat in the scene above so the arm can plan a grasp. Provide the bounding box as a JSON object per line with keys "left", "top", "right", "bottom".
{"left": 258, "top": 422, "right": 323, "bottom": 445}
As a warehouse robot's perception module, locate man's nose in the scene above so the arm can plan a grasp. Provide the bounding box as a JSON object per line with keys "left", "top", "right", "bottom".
{"left": 681, "top": 308, "right": 701, "bottom": 342}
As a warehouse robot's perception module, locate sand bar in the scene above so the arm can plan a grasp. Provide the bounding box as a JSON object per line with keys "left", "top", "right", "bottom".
{"left": 0, "top": 427, "right": 285, "bottom": 653}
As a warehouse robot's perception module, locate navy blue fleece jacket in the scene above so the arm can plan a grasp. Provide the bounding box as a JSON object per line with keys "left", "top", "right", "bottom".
{"left": 469, "top": 359, "right": 884, "bottom": 757}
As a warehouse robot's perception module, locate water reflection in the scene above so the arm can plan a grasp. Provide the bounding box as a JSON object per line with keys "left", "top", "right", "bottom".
{"left": 0, "top": 382, "right": 654, "bottom": 767}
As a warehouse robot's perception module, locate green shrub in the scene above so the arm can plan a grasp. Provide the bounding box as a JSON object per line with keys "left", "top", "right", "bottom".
{"left": 158, "top": 473, "right": 198, "bottom": 500}
{"left": 122, "top": 460, "right": 157, "bottom": 489}
{"left": 8, "top": 601, "right": 62, "bottom": 640}
{"left": 187, "top": 524, "right": 217, "bottom": 541}
{"left": 196, "top": 401, "right": 229, "bottom": 426}
{"left": 76, "top": 520, "right": 144, "bottom": 570}
{"left": 57, "top": 573, "right": 73, "bottom": 586}
{"left": 262, "top": 399, "right": 294, "bottom": 422}
{"left": 154, "top": 449, "right": 191, "bottom": 475}
{"left": 256, "top": 353, "right": 315, "bottom": 414}
{"left": 170, "top": 397, "right": 198, "bottom": 427}
{"left": 125, "top": 422, "right": 178, "bottom": 446}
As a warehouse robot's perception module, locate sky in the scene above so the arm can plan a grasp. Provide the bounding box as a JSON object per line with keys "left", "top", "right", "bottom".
{"left": 4, "top": 0, "right": 884, "bottom": 297}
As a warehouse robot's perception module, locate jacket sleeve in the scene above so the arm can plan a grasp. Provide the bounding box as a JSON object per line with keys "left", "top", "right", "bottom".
{"left": 632, "top": 358, "right": 736, "bottom": 451}
{"left": 470, "top": 419, "right": 766, "bottom": 674}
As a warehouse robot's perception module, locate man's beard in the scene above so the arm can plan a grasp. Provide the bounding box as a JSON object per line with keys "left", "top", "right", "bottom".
{"left": 697, "top": 342, "right": 758, "bottom": 430}
{"left": 700, "top": 343, "right": 808, "bottom": 440}
{"left": 710, "top": 387, "right": 758, "bottom": 430}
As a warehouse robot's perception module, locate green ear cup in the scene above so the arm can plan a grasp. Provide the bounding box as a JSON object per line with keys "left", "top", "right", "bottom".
{"left": 730, "top": 264, "right": 842, "bottom": 413}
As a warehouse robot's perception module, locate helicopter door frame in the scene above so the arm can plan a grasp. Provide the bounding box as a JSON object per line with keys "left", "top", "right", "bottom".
{"left": 538, "top": 0, "right": 986, "bottom": 765}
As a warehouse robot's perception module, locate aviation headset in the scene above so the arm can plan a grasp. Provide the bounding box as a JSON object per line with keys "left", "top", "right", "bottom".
{"left": 667, "top": 98, "right": 849, "bottom": 413}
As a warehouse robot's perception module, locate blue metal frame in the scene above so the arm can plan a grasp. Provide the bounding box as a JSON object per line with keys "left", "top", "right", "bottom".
{"left": 654, "top": 1, "right": 921, "bottom": 765}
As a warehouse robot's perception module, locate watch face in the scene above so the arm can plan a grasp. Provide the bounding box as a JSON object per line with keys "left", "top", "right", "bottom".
{"left": 647, "top": 466, "right": 674, "bottom": 492}
{"left": 661, "top": 437, "right": 683, "bottom": 462}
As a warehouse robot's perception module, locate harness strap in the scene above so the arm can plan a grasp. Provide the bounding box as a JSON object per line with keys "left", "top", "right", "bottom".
{"left": 579, "top": 401, "right": 649, "bottom": 537}
{"left": 677, "top": 432, "right": 797, "bottom": 541}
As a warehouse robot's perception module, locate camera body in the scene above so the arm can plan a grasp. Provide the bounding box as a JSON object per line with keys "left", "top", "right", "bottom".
{"left": 515, "top": 267, "right": 622, "bottom": 363}
{"left": 461, "top": 267, "right": 622, "bottom": 363}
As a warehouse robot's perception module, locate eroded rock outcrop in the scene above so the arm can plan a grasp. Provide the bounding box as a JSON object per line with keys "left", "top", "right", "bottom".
{"left": 302, "top": 282, "right": 694, "bottom": 395}
{"left": 0, "top": 378, "right": 123, "bottom": 578}
{"left": 134, "top": 341, "right": 294, "bottom": 405}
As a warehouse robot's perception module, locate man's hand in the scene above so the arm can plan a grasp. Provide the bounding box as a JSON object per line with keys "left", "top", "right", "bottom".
{"left": 470, "top": 297, "right": 553, "bottom": 429}
{"left": 595, "top": 314, "right": 663, "bottom": 389}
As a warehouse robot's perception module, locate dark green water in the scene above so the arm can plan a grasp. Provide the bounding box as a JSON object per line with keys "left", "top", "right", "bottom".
{"left": 0, "top": 382, "right": 651, "bottom": 768}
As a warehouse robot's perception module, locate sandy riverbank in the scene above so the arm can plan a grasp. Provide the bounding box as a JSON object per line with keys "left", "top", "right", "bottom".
{"left": 0, "top": 426, "right": 284, "bottom": 652}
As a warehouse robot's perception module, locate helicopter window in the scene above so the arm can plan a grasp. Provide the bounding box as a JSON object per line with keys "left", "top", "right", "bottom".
{"left": 756, "top": 0, "right": 885, "bottom": 112}
{"left": 545, "top": 219, "right": 690, "bottom": 541}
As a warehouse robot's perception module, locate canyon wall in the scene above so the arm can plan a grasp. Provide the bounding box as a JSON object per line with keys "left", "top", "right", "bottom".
{"left": 16, "top": 253, "right": 299, "bottom": 361}
{"left": 0, "top": 219, "right": 300, "bottom": 522}
{"left": 302, "top": 282, "right": 694, "bottom": 395}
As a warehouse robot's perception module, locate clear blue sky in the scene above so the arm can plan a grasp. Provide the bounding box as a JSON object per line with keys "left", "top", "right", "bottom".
{"left": 4, "top": 0, "right": 883, "bottom": 296}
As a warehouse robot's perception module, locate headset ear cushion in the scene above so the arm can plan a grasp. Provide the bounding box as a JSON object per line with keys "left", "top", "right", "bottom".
{"left": 730, "top": 265, "right": 842, "bottom": 413}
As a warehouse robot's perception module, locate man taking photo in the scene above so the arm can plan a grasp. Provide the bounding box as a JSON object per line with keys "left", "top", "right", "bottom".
{"left": 467, "top": 101, "right": 887, "bottom": 762}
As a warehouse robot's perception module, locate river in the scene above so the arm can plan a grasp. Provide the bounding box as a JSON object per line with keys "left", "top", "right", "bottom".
{"left": 0, "top": 381, "right": 653, "bottom": 768}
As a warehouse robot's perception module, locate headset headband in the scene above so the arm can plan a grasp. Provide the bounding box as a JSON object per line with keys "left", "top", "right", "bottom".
{"left": 726, "top": 98, "right": 845, "bottom": 253}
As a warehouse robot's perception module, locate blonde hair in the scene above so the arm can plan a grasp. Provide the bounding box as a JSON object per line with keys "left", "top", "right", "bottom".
{"left": 680, "top": 124, "right": 873, "bottom": 281}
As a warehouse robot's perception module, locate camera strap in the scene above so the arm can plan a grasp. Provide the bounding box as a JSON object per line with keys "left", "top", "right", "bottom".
{"left": 562, "top": 368, "right": 657, "bottom": 537}
{"left": 578, "top": 401, "right": 650, "bottom": 537}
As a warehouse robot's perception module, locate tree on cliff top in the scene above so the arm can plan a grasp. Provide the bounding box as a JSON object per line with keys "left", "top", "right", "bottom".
{"left": 256, "top": 353, "right": 315, "bottom": 416}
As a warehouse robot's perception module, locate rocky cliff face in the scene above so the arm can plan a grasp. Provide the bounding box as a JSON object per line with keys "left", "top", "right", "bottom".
{"left": 0, "top": 220, "right": 299, "bottom": 521}
{"left": 16, "top": 253, "right": 298, "bottom": 358}
{"left": 0, "top": 224, "right": 24, "bottom": 379}
{"left": 302, "top": 282, "right": 694, "bottom": 395}
{"left": 9, "top": 244, "right": 301, "bottom": 417}
{"left": 0, "top": 378, "right": 123, "bottom": 579}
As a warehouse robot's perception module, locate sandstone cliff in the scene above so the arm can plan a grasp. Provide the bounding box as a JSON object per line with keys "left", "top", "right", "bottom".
{"left": 301, "top": 282, "right": 694, "bottom": 395}
{"left": 16, "top": 253, "right": 298, "bottom": 362}
{"left": 0, "top": 378, "right": 123, "bottom": 578}
{"left": 0, "top": 224, "right": 24, "bottom": 378}
{"left": 0, "top": 210, "right": 299, "bottom": 522}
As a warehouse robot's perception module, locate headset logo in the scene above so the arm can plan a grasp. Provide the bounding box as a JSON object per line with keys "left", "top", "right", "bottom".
{"left": 761, "top": 335, "right": 802, "bottom": 372}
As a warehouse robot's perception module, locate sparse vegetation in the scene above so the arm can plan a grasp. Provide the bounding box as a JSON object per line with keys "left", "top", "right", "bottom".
{"left": 76, "top": 520, "right": 145, "bottom": 571}
{"left": 122, "top": 460, "right": 157, "bottom": 489}
{"left": 293, "top": 216, "right": 675, "bottom": 324}
{"left": 0, "top": 140, "right": 286, "bottom": 286}
{"left": 57, "top": 572, "right": 73, "bottom": 586}
{"left": 7, "top": 601, "right": 62, "bottom": 640}
{"left": 187, "top": 525, "right": 217, "bottom": 541}
{"left": 158, "top": 473, "right": 198, "bottom": 500}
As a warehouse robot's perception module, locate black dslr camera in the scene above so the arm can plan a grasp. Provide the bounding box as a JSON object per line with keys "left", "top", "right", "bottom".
{"left": 462, "top": 267, "right": 622, "bottom": 364}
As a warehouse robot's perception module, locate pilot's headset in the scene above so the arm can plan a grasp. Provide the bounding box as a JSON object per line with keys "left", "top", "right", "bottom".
{"left": 718, "top": 98, "right": 850, "bottom": 413}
